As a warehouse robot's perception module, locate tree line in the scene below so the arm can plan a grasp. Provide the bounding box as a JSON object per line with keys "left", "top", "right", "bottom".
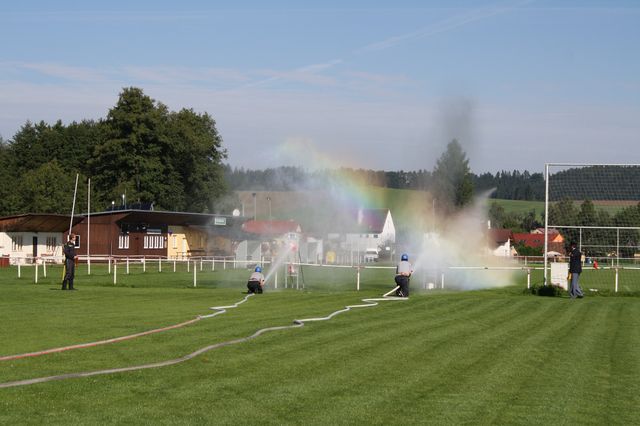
{"left": 0, "top": 87, "right": 227, "bottom": 216}
{"left": 225, "top": 165, "right": 545, "bottom": 201}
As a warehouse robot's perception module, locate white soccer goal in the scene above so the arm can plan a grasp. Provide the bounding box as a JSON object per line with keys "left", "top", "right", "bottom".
{"left": 544, "top": 163, "right": 640, "bottom": 292}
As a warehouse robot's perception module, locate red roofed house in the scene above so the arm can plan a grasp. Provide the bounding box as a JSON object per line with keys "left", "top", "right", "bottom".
{"left": 487, "top": 228, "right": 515, "bottom": 257}
{"left": 242, "top": 220, "right": 301, "bottom": 237}
{"left": 513, "top": 230, "right": 565, "bottom": 255}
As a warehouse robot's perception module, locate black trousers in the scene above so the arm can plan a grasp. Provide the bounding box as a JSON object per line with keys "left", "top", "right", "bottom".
{"left": 62, "top": 258, "right": 75, "bottom": 290}
{"left": 394, "top": 275, "right": 409, "bottom": 297}
{"left": 247, "top": 281, "right": 263, "bottom": 294}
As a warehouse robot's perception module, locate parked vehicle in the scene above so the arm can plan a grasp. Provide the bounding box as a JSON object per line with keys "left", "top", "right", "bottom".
{"left": 364, "top": 248, "right": 379, "bottom": 262}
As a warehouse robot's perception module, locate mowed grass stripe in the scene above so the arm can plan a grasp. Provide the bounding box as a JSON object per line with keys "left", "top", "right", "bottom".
{"left": 606, "top": 301, "right": 640, "bottom": 424}
{"left": 137, "top": 297, "right": 555, "bottom": 424}
{"left": 1, "top": 291, "right": 409, "bottom": 382}
{"left": 152, "top": 298, "right": 636, "bottom": 420}
{"left": 1, "top": 288, "right": 639, "bottom": 425}
{"left": 471, "top": 299, "right": 640, "bottom": 425}
{"left": 356, "top": 298, "right": 560, "bottom": 424}
{"left": 455, "top": 299, "right": 598, "bottom": 424}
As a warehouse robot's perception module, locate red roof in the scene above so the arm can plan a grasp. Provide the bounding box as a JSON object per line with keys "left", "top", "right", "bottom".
{"left": 242, "top": 220, "right": 301, "bottom": 236}
{"left": 488, "top": 229, "right": 512, "bottom": 244}
{"left": 513, "top": 233, "right": 546, "bottom": 248}
{"left": 533, "top": 227, "right": 560, "bottom": 235}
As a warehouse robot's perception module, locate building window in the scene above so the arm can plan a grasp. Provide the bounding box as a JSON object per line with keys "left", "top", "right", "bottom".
{"left": 11, "top": 235, "right": 23, "bottom": 251}
{"left": 374, "top": 234, "right": 379, "bottom": 239}
{"left": 118, "top": 235, "right": 129, "bottom": 249}
{"left": 214, "top": 217, "right": 226, "bottom": 226}
{"left": 74, "top": 235, "right": 80, "bottom": 248}
{"left": 143, "top": 235, "right": 164, "bottom": 250}
{"left": 46, "top": 236, "right": 57, "bottom": 251}
{"left": 172, "top": 235, "right": 177, "bottom": 249}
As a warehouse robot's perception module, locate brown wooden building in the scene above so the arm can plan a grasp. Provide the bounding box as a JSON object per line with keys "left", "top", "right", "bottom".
{"left": 71, "top": 209, "right": 243, "bottom": 259}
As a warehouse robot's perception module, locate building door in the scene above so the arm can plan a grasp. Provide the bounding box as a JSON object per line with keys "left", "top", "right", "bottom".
{"left": 32, "top": 236, "right": 38, "bottom": 258}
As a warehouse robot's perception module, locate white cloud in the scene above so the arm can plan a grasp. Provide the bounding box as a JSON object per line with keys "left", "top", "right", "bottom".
{"left": 358, "top": 0, "right": 533, "bottom": 53}
{"left": 0, "top": 61, "right": 114, "bottom": 83}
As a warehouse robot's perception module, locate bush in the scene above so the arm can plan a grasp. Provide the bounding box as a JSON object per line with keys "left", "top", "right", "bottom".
{"left": 526, "top": 284, "right": 567, "bottom": 297}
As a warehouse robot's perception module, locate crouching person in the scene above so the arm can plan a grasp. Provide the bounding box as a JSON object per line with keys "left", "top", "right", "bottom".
{"left": 247, "top": 266, "right": 265, "bottom": 294}
{"left": 394, "top": 253, "right": 413, "bottom": 297}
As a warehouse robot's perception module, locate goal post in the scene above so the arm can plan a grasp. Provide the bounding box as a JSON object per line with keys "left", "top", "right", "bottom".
{"left": 544, "top": 163, "right": 640, "bottom": 292}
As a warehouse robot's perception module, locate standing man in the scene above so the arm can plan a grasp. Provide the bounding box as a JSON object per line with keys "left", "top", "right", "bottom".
{"left": 247, "top": 266, "right": 265, "bottom": 294}
{"left": 394, "top": 253, "right": 413, "bottom": 297}
{"left": 61, "top": 234, "right": 77, "bottom": 290}
{"left": 568, "top": 241, "right": 584, "bottom": 299}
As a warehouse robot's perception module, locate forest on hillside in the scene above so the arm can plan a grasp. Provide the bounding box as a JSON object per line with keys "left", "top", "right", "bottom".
{"left": 226, "top": 167, "right": 543, "bottom": 199}
{"left": 225, "top": 165, "right": 640, "bottom": 202}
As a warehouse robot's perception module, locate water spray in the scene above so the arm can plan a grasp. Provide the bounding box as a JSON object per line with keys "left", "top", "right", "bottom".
{"left": 263, "top": 242, "right": 298, "bottom": 287}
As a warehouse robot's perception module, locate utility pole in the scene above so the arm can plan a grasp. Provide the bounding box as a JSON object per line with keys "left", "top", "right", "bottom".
{"left": 252, "top": 193, "right": 257, "bottom": 221}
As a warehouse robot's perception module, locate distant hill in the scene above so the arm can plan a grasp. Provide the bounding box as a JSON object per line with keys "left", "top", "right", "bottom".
{"left": 549, "top": 165, "right": 640, "bottom": 201}
{"left": 235, "top": 188, "right": 545, "bottom": 238}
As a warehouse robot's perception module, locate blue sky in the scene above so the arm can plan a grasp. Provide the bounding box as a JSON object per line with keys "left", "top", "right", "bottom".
{"left": 1, "top": 0, "right": 638, "bottom": 172}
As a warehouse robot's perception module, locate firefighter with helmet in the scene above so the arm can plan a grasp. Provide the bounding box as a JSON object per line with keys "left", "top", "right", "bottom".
{"left": 394, "top": 253, "right": 413, "bottom": 297}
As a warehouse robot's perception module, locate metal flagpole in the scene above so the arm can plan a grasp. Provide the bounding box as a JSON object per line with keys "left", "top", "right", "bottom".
{"left": 87, "top": 178, "right": 91, "bottom": 275}
{"left": 68, "top": 174, "right": 79, "bottom": 237}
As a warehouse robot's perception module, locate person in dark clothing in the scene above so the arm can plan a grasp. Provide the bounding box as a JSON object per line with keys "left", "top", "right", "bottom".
{"left": 394, "top": 253, "right": 413, "bottom": 297}
{"left": 61, "top": 234, "right": 77, "bottom": 290}
{"left": 247, "top": 266, "right": 265, "bottom": 294}
{"left": 568, "top": 241, "right": 584, "bottom": 299}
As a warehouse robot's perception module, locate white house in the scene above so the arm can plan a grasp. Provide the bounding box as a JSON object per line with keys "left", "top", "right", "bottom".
{"left": 0, "top": 214, "right": 82, "bottom": 264}
{"left": 487, "top": 229, "right": 514, "bottom": 257}
{"left": 326, "top": 208, "right": 396, "bottom": 264}
{"left": 343, "top": 208, "right": 395, "bottom": 248}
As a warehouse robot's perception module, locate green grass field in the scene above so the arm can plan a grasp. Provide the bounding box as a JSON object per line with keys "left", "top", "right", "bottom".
{"left": 1, "top": 264, "right": 639, "bottom": 425}
{"left": 490, "top": 198, "right": 544, "bottom": 216}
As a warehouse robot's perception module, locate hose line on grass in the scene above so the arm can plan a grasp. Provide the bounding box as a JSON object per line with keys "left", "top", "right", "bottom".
{"left": 0, "top": 294, "right": 255, "bottom": 363}
{"left": 0, "top": 289, "right": 406, "bottom": 389}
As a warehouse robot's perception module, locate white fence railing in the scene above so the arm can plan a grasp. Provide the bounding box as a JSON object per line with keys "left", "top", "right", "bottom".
{"left": 5, "top": 255, "right": 638, "bottom": 293}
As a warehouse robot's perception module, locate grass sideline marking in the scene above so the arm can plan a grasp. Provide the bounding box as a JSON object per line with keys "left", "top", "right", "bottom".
{"left": 0, "top": 294, "right": 255, "bottom": 363}
{"left": 0, "top": 290, "right": 405, "bottom": 389}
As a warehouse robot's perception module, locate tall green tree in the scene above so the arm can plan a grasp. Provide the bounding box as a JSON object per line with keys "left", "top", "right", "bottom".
{"left": 432, "top": 139, "right": 474, "bottom": 212}
{"left": 90, "top": 87, "right": 170, "bottom": 208}
{"left": 166, "top": 108, "right": 227, "bottom": 212}
{"left": 18, "top": 161, "right": 77, "bottom": 213}
{"left": 89, "top": 87, "right": 227, "bottom": 212}
{"left": 0, "top": 137, "right": 18, "bottom": 214}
